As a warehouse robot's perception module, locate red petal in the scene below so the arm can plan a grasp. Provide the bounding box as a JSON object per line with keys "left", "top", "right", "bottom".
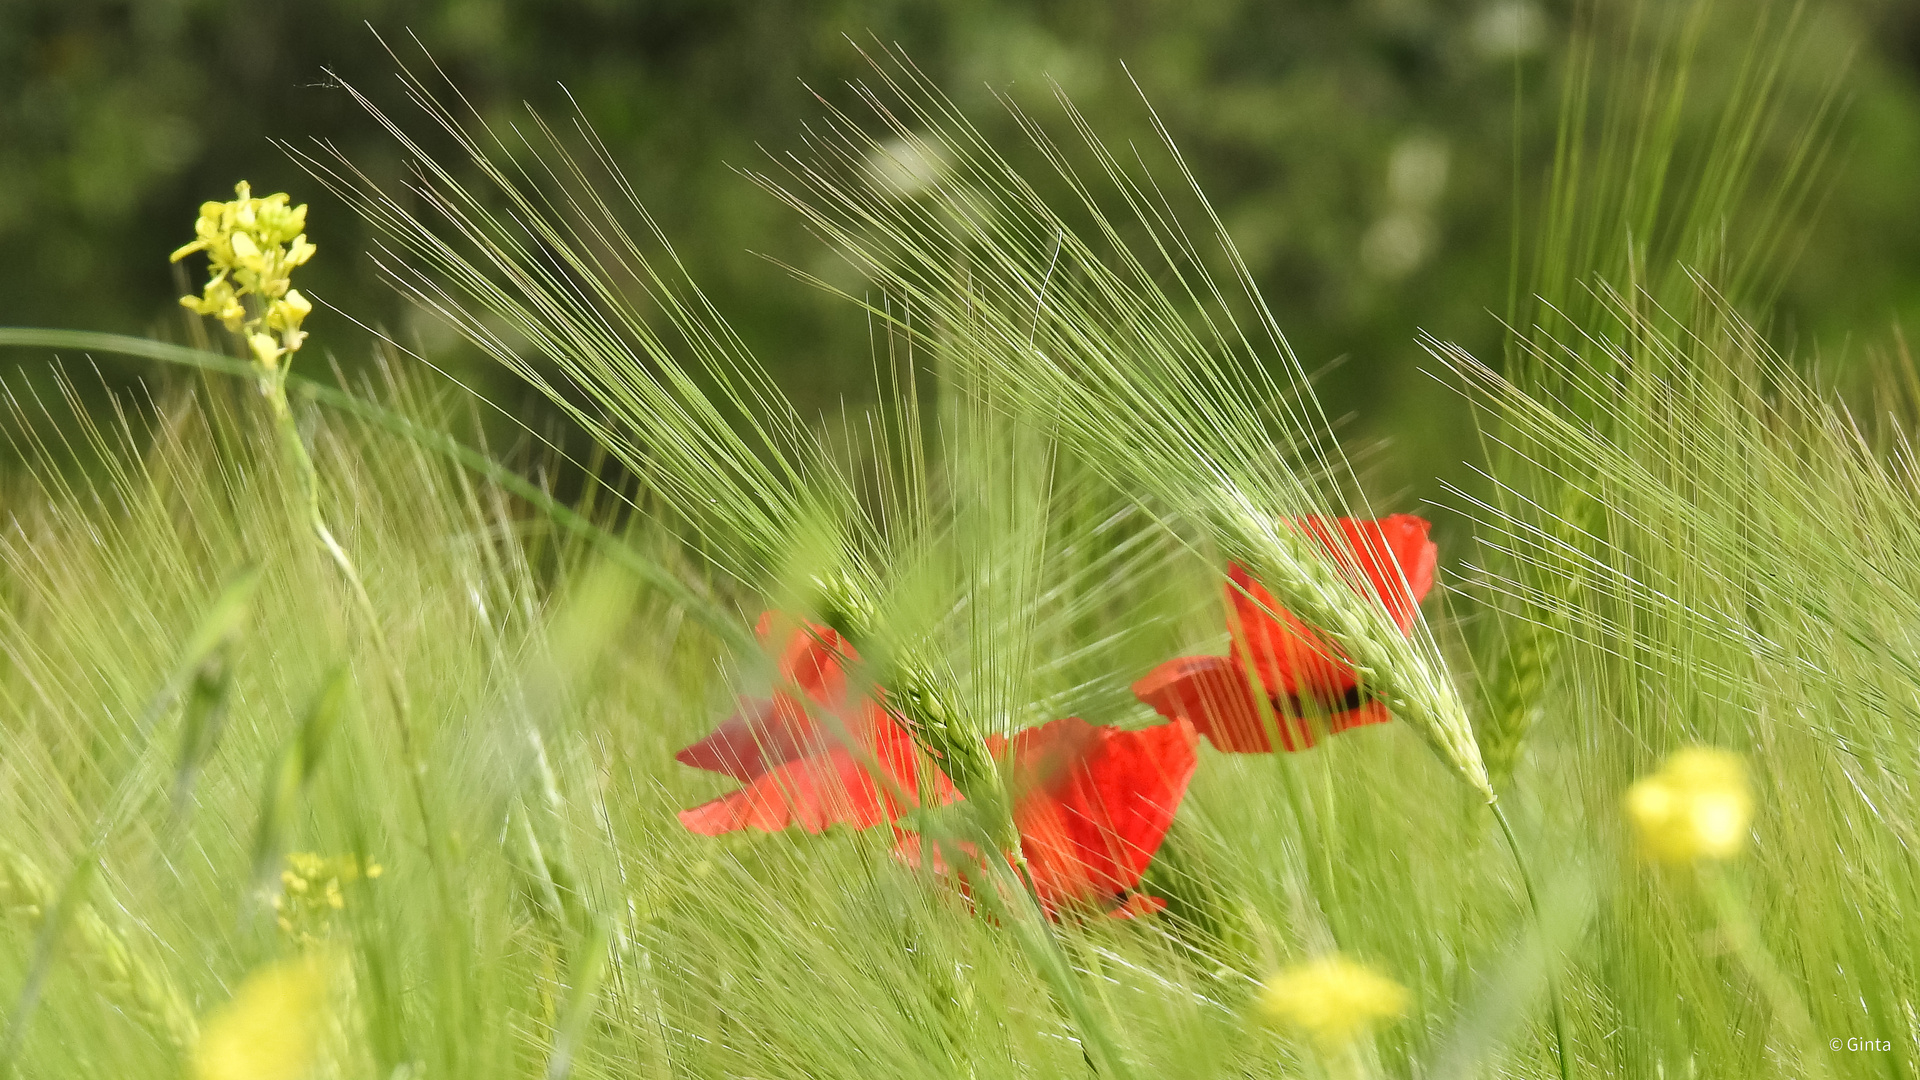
{"left": 1132, "top": 655, "right": 1315, "bottom": 752}
{"left": 1224, "top": 514, "right": 1437, "bottom": 703}
{"left": 674, "top": 696, "right": 819, "bottom": 780}
{"left": 1330, "top": 699, "right": 1393, "bottom": 734}
{"left": 1002, "top": 717, "right": 1199, "bottom": 913}
{"left": 1227, "top": 564, "right": 1356, "bottom": 702}
{"left": 675, "top": 612, "right": 867, "bottom": 780}
{"left": 771, "top": 616, "right": 856, "bottom": 705}
{"left": 894, "top": 719, "right": 1198, "bottom": 919}
{"left": 1299, "top": 514, "right": 1437, "bottom": 632}
{"left": 677, "top": 716, "right": 954, "bottom": 836}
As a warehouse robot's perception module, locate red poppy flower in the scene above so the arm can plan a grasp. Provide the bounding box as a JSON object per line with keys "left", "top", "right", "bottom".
{"left": 679, "top": 718, "right": 956, "bottom": 835}
{"left": 1133, "top": 514, "right": 1436, "bottom": 753}
{"left": 675, "top": 612, "right": 951, "bottom": 835}
{"left": 895, "top": 716, "right": 1199, "bottom": 918}
{"left": 675, "top": 612, "right": 884, "bottom": 781}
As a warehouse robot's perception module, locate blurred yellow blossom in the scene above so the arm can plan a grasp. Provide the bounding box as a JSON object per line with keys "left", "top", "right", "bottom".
{"left": 173, "top": 181, "right": 316, "bottom": 385}
{"left": 1625, "top": 747, "right": 1753, "bottom": 862}
{"left": 1257, "top": 954, "right": 1410, "bottom": 1050}
{"left": 274, "top": 852, "right": 382, "bottom": 945}
{"left": 191, "top": 953, "right": 334, "bottom": 1080}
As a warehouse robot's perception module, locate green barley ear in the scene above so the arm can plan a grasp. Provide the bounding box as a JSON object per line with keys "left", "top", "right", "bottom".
{"left": 0, "top": 848, "right": 197, "bottom": 1051}
{"left": 752, "top": 45, "right": 1493, "bottom": 800}
{"left": 1471, "top": 479, "right": 1599, "bottom": 788}
{"left": 1477, "top": 613, "right": 1553, "bottom": 788}
{"left": 1219, "top": 495, "right": 1491, "bottom": 799}
{"left": 1457, "top": 0, "right": 1833, "bottom": 793}
{"left": 300, "top": 54, "right": 1033, "bottom": 806}
{"left": 297, "top": 59, "right": 851, "bottom": 597}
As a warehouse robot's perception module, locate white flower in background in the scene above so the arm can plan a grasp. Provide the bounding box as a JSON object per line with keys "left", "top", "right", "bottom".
{"left": 1363, "top": 135, "right": 1450, "bottom": 279}
{"left": 1473, "top": 1, "right": 1547, "bottom": 61}
{"left": 868, "top": 137, "right": 947, "bottom": 200}
{"left": 1387, "top": 135, "right": 1451, "bottom": 211}
{"left": 1362, "top": 213, "right": 1437, "bottom": 279}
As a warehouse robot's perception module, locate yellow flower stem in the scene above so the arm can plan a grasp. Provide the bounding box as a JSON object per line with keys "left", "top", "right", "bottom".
{"left": 1319, "top": 1042, "right": 1369, "bottom": 1080}
{"left": 260, "top": 371, "right": 473, "bottom": 1051}
{"left": 261, "top": 376, "right": 453, "bottom": 905}
{"left": 1696, "top": 864, "right": 1832, "bottom": 1079}
{"left": 1492, "top": 801, "right": 1576, "bottom": 1080}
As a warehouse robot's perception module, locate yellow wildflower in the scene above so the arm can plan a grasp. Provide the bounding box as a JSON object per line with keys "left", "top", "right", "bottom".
{"left": 274, "top": 853, "right": 382, "bottom": 945}
{"left": 1258, "top": 954, "right": 1410, "bottom": 1050}
{"left": 182, "top": 276, "right": 248, "bottom": 332}
{"left": 268, "top": 289, "right": 312, "bottom": 331}
{"left": 191, "top": 953, "right": 334, "bottom": 1080}
{"left": 173, "top": 181, "right": 316, "bottom": 379}
{"left": 1625, "top": 747, "right": 1753, "bottom": 862}
{"left": 249, "top": 333, "right": 284, "bottom": 371}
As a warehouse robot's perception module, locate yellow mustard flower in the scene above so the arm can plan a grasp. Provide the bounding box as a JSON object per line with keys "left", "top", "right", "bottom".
{"left": 1258, "top": 954, "right": 1410, "bottom": 1050}
{"left": 274, "top": 853, "right": 382, "bottom": 945}
{"left": 248, "top": 332, "right": 284, "bottom": 371}
{"left": 173, "top": 181, "right": 316, "bottom": 375}
{"left": 191, "top": 953, "right": 334, "bottom": 1080}
{"left": 1625, "top": 747, "right": 1753, "bottom": 862}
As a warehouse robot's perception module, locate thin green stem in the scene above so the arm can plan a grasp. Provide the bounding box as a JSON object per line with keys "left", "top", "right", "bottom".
{"left": 995, "top": 849, "right": 1133, "bottom": 1080}
{"left": 0, "top": 329, "right": 751, "bottom": 654}
{"left": 1697, "top": 864, "right": 1832, "bottom": 1080}
{"left": 1492, "top": 801, "right": 1575, "bottom": 1080}
{"left": 264, "top": 375, "right": 448, "bottom": 890}
{"left": 261, "top": 364, "right": 473, "bottom": 1070}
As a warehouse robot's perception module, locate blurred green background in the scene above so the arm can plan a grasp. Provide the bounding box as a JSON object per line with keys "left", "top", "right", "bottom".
{"left": 5, "top": 0, "right": 1920, "bottom": 499}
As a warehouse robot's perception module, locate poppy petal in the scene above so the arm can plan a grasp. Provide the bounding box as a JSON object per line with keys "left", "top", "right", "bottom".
{"left": 894, "top": 722, "right": 1197, "bottom": 920}
{"left": 673, "top": 696, "right": 819, "bottom": 780}
{"left": 1108, "top": 894, "right": 1167, "bottom": 919}
{"left": 1227, "top": 565, "right": 1357, "bottom": 702}
{"left": 1003, "top": 717, "right": 1199, "bottom": 913}
{"left": 675, "top": 612, "right": 867, "bottom": 781}
{"left": 1329, "top": 699, "right": 1394, "bottom": 735}
{"left": 1300, "top": 514, "right": 1437, "bottom": 631}
{"left": 1132, "top": 655, "right": 1316, "bottom": 752}
{"left": 677, "top": 718, "right": 954, "bottom": 836}
{"left": 1224, "top": 515, "right": 1437, "bottom": 703}
{"left": 768, "top": 615, "right": 855, "bottom": 705}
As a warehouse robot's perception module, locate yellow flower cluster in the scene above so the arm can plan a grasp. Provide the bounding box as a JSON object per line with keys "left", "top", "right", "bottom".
{"left": 172, "top": 181, "right": 316, "bottom": 374}
{"left": 192, "top": 953, "right": 335, "bottom": 1080}
{"left": 1625, "top": 747, "right": 1753, "bottom": 863}
{"left": 273, "top": 852, "right": 381, "bottom": 944}
{"left": 1258, "top": 953, "right": 1410, "bottom": 1050}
